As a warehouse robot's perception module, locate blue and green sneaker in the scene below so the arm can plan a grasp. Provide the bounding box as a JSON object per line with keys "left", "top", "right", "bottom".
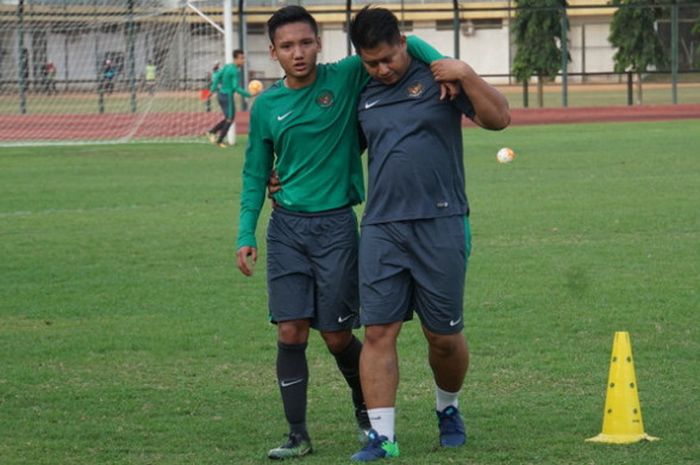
{"left": 350, "top": 429, "right": 399, "bottom": 462}
{"left": 267, "top": 432, "right": 312, "bottom": 460}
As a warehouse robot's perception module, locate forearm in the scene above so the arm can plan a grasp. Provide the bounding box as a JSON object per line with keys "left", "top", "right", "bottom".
{"left": 237, "top": 209, "right": 261, "bottom": 249}
{"left": 237, "top": 177, "right": 266, "bottom": 249}
{"left": 431, "top": 58, "right": 510, "bottom": 129}
{"left": 459, "top": 66, "right": 510, "bottom": 130}
{"left": 234, "top": 86, "right": 251, "bottom": 98}
{"left": 237, "top": 143, "right": 273, "bottom": 249}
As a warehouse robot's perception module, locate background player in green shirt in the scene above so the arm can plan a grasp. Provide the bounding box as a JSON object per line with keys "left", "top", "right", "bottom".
{"left": 234, "top": 5, "right": 444, "bottom": 460}
{"left": 207, "top": 49, "right": 253, "bottom": 147}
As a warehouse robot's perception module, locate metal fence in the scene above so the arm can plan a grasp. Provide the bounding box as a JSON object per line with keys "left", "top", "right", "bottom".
{"left": 1, "top": 0, "right": 699, "bottom": 111}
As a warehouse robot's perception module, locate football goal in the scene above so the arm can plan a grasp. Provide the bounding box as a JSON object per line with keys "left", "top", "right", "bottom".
{"left": 0, "top": 0, "right": 235, "bottom": 145}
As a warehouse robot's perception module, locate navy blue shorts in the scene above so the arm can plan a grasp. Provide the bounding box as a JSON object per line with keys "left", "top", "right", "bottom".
{"left": 217, "top": 92, "right": 235, "bottom": 119}
{"left": 266, "top": 206, "right": 360, "bottom": 331}
{"left": 359, "top": 215, "right": 471, "bottom": 334}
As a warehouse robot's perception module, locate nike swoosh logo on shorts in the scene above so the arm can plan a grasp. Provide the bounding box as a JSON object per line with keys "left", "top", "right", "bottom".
{"left": 277, "top": 111, "right": 293, "bottom": 121}
{"left": 364, "top": 100, "right": 380, "bottom": 109}
{"left": 280, "top": 378, "right": 304, "bottom": 387}
{"left": 338, "top": 314, "right": 353, "bottom": 323}
{"left": 449, "top": 317, "right": 462, "bottom": 327}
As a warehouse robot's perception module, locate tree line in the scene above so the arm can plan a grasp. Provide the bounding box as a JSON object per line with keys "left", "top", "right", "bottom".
{"left": 512, "top": 0, "right": 700, "bottom": 105}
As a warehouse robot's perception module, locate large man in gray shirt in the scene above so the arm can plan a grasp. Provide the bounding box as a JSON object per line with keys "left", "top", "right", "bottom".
{"left": 349, "top": 6, "right": 510, "bottom": 462}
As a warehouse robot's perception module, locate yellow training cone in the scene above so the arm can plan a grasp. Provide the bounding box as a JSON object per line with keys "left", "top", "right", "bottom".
{"left": 586, "top": 331, "right": 659, "bottom": 444}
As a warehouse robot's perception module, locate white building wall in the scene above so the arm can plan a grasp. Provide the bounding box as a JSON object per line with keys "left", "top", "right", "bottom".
{"left": 0, "top": 30, "right": 17, "bottom": 81}
{"left": 565, "top": 19, "right": 616, "bottom": 82}
{"left": 280, "top": 23, "right": 514, "bottom": 83}
{"left": 408, "top": 25, "right": 513, "bottom": 82}
{"left": 319, "top": 26, "right": 349, "bottom": 64}
{"left": 46, "top": 32, "right": 86, "bottom": 82}
{"left": 77, "top": 34, "right": 98, "bottom": 80}
{"left": 580, "top": 21, "right": 616, "bottom": 73}
{"left": 46, "top": 32, "right": 98, "bottom": 81}
{"left": 0, "top": 18, "right": 622, "bottom": 88}
{"left": 461, "top": 28, "right": 511, "bottom": 81}
{"left": 246, "top": 33, "right": 280, "bottom": 80}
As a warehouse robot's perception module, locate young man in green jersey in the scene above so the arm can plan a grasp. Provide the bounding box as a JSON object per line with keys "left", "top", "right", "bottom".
{"left": 235, "top": 5, "right": 444, "bottom": 460}
{"left": 207, "top": 49, "right": 253, "bottom": 148}
{"left": 347, "top": 7, "right": 510, "bottom": 461}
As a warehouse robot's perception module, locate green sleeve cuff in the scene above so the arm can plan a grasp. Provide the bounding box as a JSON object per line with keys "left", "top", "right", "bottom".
{"left": 237, "top": 211, "right": 259, "bottom": 250}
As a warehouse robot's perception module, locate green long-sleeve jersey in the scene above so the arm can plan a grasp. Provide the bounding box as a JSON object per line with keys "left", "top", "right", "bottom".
{"left": 210, "top": 63, "right": 251, "bottom": 97}
{"left": 237, "top": 36, "right": 442, "bottom": 249}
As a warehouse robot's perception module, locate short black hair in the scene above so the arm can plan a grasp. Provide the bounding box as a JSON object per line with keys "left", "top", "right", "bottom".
{"left": 350, "top": 6, "right": 402, "bottom": 52}
{"left": 233, "top": 49, "right": 245, "bottom": 58}
{"left": 267, "top": 5, "right": 319, "bottom": 44}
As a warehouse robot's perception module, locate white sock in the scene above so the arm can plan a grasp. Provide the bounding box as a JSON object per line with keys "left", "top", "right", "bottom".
{"left": 435, "top": 385, "right": 460, "bottom": 412}
{"left": 367, "top": 407, "right": 395, "bottom": 440}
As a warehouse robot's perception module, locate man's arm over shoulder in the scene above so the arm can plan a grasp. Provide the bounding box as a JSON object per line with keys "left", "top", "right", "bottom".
{"left": 406, "top": 35, "right": 444, "bottom": 64}
{"left": 329, "top": 34, "right": 443, "bottom": 69}
{"left": 321, "top": 56, "right": 371, "bottom": 95}
{"left": 327, "top": 36, "right": 443, "bottom": 93}
{"left": 431, "top": 58, "right": 510, "bottom": 130}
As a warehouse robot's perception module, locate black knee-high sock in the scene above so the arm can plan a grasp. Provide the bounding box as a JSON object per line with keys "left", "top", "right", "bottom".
{"left": 216, "top": 120, "right": 233, "bottom": 143}
{"left": 277, "top": 341, "right": 308, "bottom": 435}
{"left": 209, "top": 119, "right": 225, "bottom": 135}
{"left": 331, "top": 335, "right": 364, "bottom": 409}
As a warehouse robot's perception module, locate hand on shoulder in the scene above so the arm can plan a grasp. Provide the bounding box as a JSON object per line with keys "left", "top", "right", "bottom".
{"left": 430, "top": 58, "right": 472, "bottom": 83}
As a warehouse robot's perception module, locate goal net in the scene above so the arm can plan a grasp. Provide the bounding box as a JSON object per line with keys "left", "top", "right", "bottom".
{"left": 0, "top": 0, "right": 232, "bottom": 145}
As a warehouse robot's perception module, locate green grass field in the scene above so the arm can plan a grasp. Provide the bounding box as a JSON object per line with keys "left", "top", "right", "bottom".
{"left": 1, "top": 121, "right": 699, "bottom": 465}
{"left": 0, "top": 91, "right": 209, "bottom": 115}
{"left": 501, "top": 82, "right": 700, "bottom": 108}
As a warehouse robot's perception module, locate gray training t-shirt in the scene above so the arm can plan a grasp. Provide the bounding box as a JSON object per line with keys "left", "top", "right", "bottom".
{"left": 357, "top": 59, "right": 475, "bottom": 225}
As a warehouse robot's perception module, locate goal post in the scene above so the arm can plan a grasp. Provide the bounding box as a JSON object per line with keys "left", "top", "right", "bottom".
{"left": 0, "top": 0, "right": 237, "bottom": 146}
{"left": 222, "top": 0, "right": 235, "bottom": 146}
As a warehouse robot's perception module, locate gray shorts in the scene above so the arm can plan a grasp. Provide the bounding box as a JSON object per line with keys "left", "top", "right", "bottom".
{"left": 266, "top": 206, "right": 360, "bottom": 331}
{"left": 359, "top": 215, "right": 471, "bottom": 334}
